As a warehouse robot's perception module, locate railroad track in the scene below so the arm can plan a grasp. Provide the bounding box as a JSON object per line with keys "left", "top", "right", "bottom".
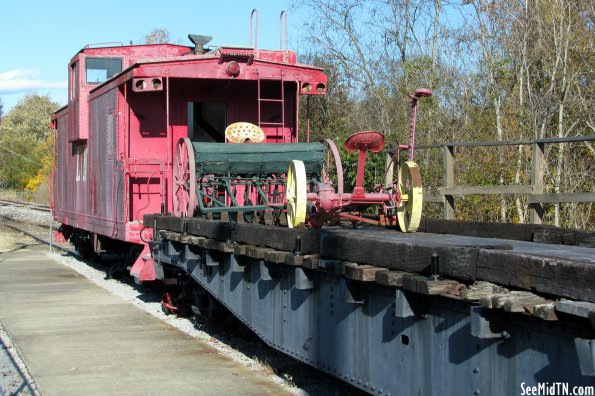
{"left": 0, "top": 199, "right": 56, "bottom": 231}
{"left": 0, "top": 223, "right": 70, "bottom": 254}
{"left": 0, "top": 199, "right": 51, "bottom": 213}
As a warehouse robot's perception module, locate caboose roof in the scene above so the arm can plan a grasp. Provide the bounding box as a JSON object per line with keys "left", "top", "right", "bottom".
{"left": 72, "top": 43, "right": 193, "bottom": 65}
{"left": 88, "top": 46, "right": 326, "bottom": 99}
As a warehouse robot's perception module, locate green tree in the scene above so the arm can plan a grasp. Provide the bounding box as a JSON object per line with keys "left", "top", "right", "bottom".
{"left": 0, "top": 94, "right": 58, "bottom": 189}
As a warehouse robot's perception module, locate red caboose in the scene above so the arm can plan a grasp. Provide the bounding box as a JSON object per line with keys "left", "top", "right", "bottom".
{"left": 52, "top": 33, "right": 327, "bottom": 282}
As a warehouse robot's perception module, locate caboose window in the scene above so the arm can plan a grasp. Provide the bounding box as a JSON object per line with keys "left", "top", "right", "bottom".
{"left": 73, "top": 142, "right": 88, "bottom": 182}
{"left": 70, "top": 62, "right": 78, "bottom": 100}
{"left": 85, "top": 58, "right": 122, "bottom": 84}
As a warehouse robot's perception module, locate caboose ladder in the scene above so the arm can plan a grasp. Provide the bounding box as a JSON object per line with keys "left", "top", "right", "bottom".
{"left": 257, "top": 77, "right": 285, "bottom": 142}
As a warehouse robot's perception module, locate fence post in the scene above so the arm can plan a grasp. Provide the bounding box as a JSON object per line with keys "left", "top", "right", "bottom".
{"left": 443, "top": 145, "right": 455, "bottom": 219}
{"left": 529, "top": 142, "right": 545, "bottom": 224}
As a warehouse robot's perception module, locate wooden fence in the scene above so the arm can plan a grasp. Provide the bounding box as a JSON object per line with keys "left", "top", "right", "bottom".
{"left": 405, "top": 135, "right": 595, "bottom": 224}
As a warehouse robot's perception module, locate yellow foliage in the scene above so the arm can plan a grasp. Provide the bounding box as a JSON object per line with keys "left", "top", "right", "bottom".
{"left": 25, "top": 173, "right": 45, "bottom": 191}
{"left": 25, "top": 135, "right": 54, "bottom": 192}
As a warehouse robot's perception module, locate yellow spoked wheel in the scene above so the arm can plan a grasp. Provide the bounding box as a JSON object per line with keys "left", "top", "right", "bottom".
{"left": 286, "top": 160, "right": 307, "bottom": 228}
{"left": 397, "top": 161, "right": 423, "bottom": 232}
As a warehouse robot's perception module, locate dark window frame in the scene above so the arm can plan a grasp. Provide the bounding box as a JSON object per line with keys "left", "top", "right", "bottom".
{"left": 85, "top": 57, "right": 123, "bottom": 85}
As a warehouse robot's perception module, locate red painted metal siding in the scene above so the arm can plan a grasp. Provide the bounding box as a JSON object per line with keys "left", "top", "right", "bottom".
{"left": 88, "top": 89, "right": 123, "bottom": 237}
{"left": 125, "top": 81, "right": 170, "bottom": 224}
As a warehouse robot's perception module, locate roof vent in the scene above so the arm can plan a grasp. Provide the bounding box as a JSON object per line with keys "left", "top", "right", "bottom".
{"left": 188, "top": 34, "right": 212, "bottom": 54}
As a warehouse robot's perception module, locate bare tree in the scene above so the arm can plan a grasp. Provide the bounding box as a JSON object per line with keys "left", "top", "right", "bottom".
{"left": 142, "top": 28, "right": 173, "bottom": 44}
{"left": 292, "top": 0, "right": 594, "bottom": 228}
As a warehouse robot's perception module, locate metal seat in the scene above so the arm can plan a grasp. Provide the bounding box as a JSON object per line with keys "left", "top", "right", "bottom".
{"left": 224, "top": 122, "right": 265, "bottom": 143}
{"left": 344, "top": 131, "right": 385, "bottom": 153}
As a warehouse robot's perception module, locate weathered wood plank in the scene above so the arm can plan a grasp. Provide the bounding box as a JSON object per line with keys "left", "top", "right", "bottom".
{"left": 478, "top": 293, "right": 509, "bottom": 309}
{"left": 502, "top": 294, "right": 548, "bottom": 313}
{"left": 194, "top": 238, "right": 210, "bottom": 249}
{"left": 284, "top": 255, "right": 304, "bottom": 267}
{"left": 319, "top": 261, "right": 357, "bottom": 276}
{"left": 479, "top": 291, "right": 546, "bottom": 312}
{"left": 187, "top": 219, "right": 231, "bottom": 241}
{"left": 420, "top": 218, "right": 595, "bottom": 247}
{"left": 375, "top": 270, "right": 414, "bottom": 287}
{"left": 177, "top": 234, "right": 190, "bottom": 243}
{"left": 420, "top": 219, "right": 540, "bottom": 242}
{"left": 247, "top": 246, "right": 276, "bottom": 260}
{"left": 320, "top": 230, "right": 513, "bottom": 281}
{"left": 146, "top": 215, "right": 595, "bottom": 302}
{"left": 302, "top": 255, "right": 320, "bottom": 269}
{"left": 531, "top": 303, "right": 558, "bottom": 321}
{"left": 264, "top": 250, "right": 292, "bottom": 264}
{"left": 187, "top": 236, "right": 200, "bottom": 245}
{"left": 402, "top": 276, "right": 461, "bottom": 295}
{"left": 220, "top": 241, "right": 236, "bottom": 253}
{"left": 160, "top": 231, "right": 180, "bottom": 241}
{"left": 344, "top": 265, "right": 388, "bottom": 282}
{"left": 147, "top": 216, "right": 321, "bottom": 253}
{"left": 440, "top": 185, "right": 533, "bottom": 196}
{"left": 205, "top": 238, "right": 223, "bottom": 251}
{"left": 154, "top": 215, "right": 185, "bottom": 233}
{"left": 528, "top": 192, "right": 595, "bottom": 204}
{"left": 533, "top": 228, "right": 595, "bottom": 248}
{"left": 232, "top": 222, "right": 320, "bottom": 254}
{"left": 233, "top": 244, "right": 248, "bottom": 256}
{"left": 461, "top": 281, "right": 508, "bottom": 301}
{"left": 555, "top": 301, "right": 595, "bottom": 318}
{"left": 476, "top": 250, "right": 595, "bottom": 303}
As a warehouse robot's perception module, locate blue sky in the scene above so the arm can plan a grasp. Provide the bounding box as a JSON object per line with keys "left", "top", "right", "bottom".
{"left": 0, "top": 1, "right": 296, "bottom": 112}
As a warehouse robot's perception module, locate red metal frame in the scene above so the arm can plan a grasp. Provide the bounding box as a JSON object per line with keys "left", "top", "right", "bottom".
{"left": 306, "top": 89, "right": 432, "bottom": 227}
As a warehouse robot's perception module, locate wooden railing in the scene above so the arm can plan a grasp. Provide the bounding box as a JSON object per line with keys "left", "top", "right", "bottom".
{"left": 408, "top": 135, "right": 595, "bottom": 224}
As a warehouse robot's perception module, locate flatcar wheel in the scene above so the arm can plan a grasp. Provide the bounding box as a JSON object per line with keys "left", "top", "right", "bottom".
{"left": 397, "top": 161, "right": 423, "bottom": 232}
{"left": 173, "top": 138, "right": 198, "bottom": 217}
{"left": 286, "top": 160, "right": 307, "bottom": 228}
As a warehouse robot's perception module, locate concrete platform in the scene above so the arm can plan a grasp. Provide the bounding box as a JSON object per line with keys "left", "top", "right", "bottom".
{"left": 0, "top": 247, "right": 290, "bottom": 396}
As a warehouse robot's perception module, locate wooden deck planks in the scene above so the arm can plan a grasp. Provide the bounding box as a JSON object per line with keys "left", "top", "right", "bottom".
{"left": 145, "top": 215, "right": 595, "bottom": 302}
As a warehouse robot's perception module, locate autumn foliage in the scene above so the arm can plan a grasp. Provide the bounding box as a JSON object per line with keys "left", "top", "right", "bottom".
{"left": 0, "top": 94, "right": 58, "bottom": 198}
